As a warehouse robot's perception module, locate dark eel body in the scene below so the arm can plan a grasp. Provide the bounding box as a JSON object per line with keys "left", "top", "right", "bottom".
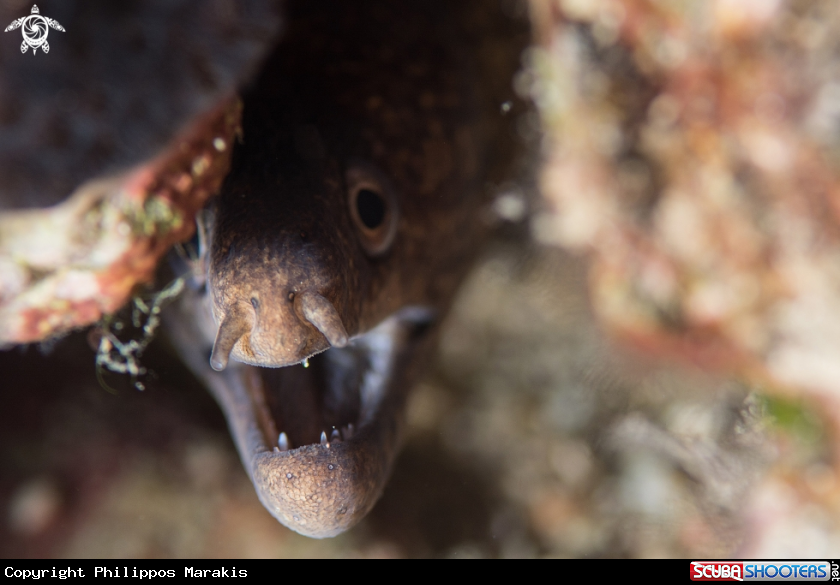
{"left": 168, "top": 0, "right": 525, "bottom": 538}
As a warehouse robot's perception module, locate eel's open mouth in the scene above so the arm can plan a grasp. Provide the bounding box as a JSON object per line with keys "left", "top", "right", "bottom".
{"left": 254, "top": 316, "right": 401, "bottom": 456}
{"left": 167, "top": 284, "right": 436, "bottom": 538}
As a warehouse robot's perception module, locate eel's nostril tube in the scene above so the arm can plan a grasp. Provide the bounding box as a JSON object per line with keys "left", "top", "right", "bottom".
{"left": 210, "top": 306, "right": 252, "bottom": 371}
{"left": 296, "top": 291, "right": 349, "bottom": 348}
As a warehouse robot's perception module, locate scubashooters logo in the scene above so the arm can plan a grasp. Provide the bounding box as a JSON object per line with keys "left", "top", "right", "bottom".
{"left": 691, "top": 561, "right": 835, "bottom": 582}
{"left": 4, "top": 5, "right": 65, "bottom": 54}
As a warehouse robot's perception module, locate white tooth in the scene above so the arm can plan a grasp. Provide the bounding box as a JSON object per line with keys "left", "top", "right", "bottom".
{"left": 342, "top": 423, "right": 355, "bottom": 440}
{"left": 330, "top": 428, "right": 340, "bottom": 442}
{"left": 278, "top": 432, "right": 289, "bottom": 451}
{"left": 320, "top": 431, "right": 328, "bottom": 446}
{"left": 273, "top": 446, "right": 280, "bottom": 453}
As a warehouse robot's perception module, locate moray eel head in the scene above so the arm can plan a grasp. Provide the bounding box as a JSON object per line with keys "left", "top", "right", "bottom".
{"left": 166, "top": 0, "right": 523, "bottom": 538}
{"left": 207, "top": 161, "right": 388, "bottom": 371}
{"left": 198, "top": 114, "right": 418, "bottom": 538}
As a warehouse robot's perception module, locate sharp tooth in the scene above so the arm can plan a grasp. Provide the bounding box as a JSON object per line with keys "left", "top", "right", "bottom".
{"left": 342, "top": 423, "right": 355, "bottom": 440}
{"left": 320, "top": 431, "right": 328, "bottom": 446}
{"left": 278, "top": 432, "right": 289, "bottom": 451}
{"left": 330, "top": 428, "right": 340, "bottom": 442}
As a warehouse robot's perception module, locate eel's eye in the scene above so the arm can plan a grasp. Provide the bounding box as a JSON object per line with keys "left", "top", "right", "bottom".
{"left": 346, "top": 161, "right": 399, "bottom": 256}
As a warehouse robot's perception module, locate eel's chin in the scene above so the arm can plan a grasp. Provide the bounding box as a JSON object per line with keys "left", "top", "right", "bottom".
{"left": 167, "top": 286, "right": 435, "bottom": 537}
{"left": 232, "top": 316, "right": 411, "bottom": 538}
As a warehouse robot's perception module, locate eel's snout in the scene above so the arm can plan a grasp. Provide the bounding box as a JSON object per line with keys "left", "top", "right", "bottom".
{"left": 210, "top": 290, "right": 348, "bottom": 371}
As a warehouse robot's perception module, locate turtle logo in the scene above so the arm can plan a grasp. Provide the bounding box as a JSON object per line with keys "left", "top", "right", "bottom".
{"left": 4, "top": 5, "right": 65, "bottom": 55}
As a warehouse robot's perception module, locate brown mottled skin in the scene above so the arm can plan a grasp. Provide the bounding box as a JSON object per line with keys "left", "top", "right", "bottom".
{"left": 169, "top": 0, "right": 525, "bottom": 537}
{"left": 210, "top": 4, "right": 486, "bottom": 369}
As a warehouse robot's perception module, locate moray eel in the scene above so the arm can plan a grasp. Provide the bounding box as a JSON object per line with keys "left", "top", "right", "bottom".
{"left": 168, "top": 0, "right": 523, "bottom": 538}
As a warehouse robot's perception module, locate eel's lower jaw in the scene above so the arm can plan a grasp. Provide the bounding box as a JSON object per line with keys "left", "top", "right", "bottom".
{"left": 167, "top": 281, "right": 436, "bottom": 537}
{"left": 240, "top": 315, "right": 412, "bottom": 538}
